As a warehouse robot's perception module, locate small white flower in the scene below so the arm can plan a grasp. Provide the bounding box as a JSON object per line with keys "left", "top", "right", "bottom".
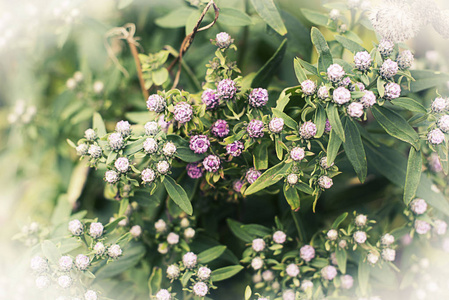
{"left": 318, "top": 175, "right": 333, "bottom": 189}
{"left": 360, "top": 91, "right": 376, "bottom": 107}
{"left": 84, "top": 290, "right": 98, "bottom": 300}
{"left": 156, "top": 289, "right": 171, "bottom": 300}
{"left": 94, "top": 242, "right": 105, "bottom": 255}
{"left": 251, "top": 257, "right": 263, "bottom": 270}
{"left": 93, "top": 81, "right": 104, "bottom": 94}
{"left": 89, "top": 222, "right": 104, "bottom": 239}
{"left": 262, "top": 270, "right": 274, "bottom": 281}
{"left": 84, "top": 128, "right": 97, "bottom": 141}
{"left": 88, "top": 145, "right": 102, "bottom": 158}
{"left": 285, "top": 263, "right": 300, "bottom": 277}
{"left": 332, "top": 87, "right": 351, "bottom": 105}
{"left": 167, "top": 264, "right": 180, "bottom": 279}
{"left": 347, "top": 102, "right": 364, "bottom": 118}
{"left": 115, "top": 157, "right": 129, "bottom": 173}
{"left": 130, "top": 225, "right": 142, "bottom": 238}
{"left": 155, "top": 219, "right": 167, "bottom": 233}
{"left": 338, "top": 239, "right": 348, "bottom": 248}
{"left": 108, "top": 244, "right": 122, "bottom": 258}
{"left": 290, "top": 147, "right": 305, "bottom": 161}
{"left": 300, "top": 245, "right": 315, "bottom": 262}
{"left": 158, "top": 243, "right": 168, "bottom": 254}
{"left": 59, "top": 256, "right": 73, "bottom": 271}
{"left": 320, "top": 157, "right": 334, "bottom": 169}
{"left": 367, "top": 252, "right": 379, "bottom": 264}
{"left": 144, "top": 121, "right": 159, "bottom": 136}
{"left": 180, "top": 218, "right": 190, "bottom": 228}
{"left": 273, "top": 231, "right": 287, "bottom": 244}
{"left": 410, "top": 198, "right": 427, "bottom": 215}
{"left": 340, "top": 274, "right": 354, "bottom": 289}
{"left": 58, "top": 275, "right": 72, "bottom": 289}
{"left": 76, "top": 143, "right": 89, "bottom": 156}
{"left": 183, "top": 252, "right": 197, "bottom": 269}
{"left": 269, "top": 117, "right": 284, "bottom": 133}
{"left": 327, "top": 229, "right": 339, "bottom": 241}
{"left": 66, "top": 78, "right": 77, "bottom": 90}
{"left": 428, "top": 128, "right": 445, "bottom": 145}
{"left": 252, "top": 238, "right": 266, "bottom": 252}
{"left": 283, "top": 289, "right": 296, "bottom": 300}
{"left": 35, "top": 275, "right": 50, "bottom": 289}
{"left": 301, "top": 279, "right": 314, "bottom": 291}
{"left": 157, "top": 160, "right": 170, "bottom": 174}
{"left": 286, "top": 174, "right": 298, "bottom": 185}
{"left": 162, "top": 142, "right": 177, "bottom": 157}
{"left": 415, "top": 220, "right": 431, "bottom": 235}
{"left": 301, "top": 80, "right": 316, "bottom": 96}
{"left": 329, "top": 9, "right": 340, "bottom": 20}
{"left": 197, "top": 266, "right": 211, "bottom": 281}
{"left": 68, "top": 219, "right": 84, "bottom": 236}
{"left": 317, "top": 86, "right": 329, "bottom": 100}
{"left": 381, "top": 248, "right": 396, "bottom": 261}
{"left": 355, "top": 214, "right": 367, "bottom": 226}
{"left": 353, "top": 231, "right": 367, "bottom": 244}
{"left": 327, "top": 64, "right": 346, "bottom": 83}
{"left": 354, "top": 51, "right": 372, "bottom": 71}
{"left": 381, "top": 233, "right": 395, "bottom": 246}
{"left": 115, "top": 120, "right": 132, "bottom": 137}
{"left": 105, "top": 170, "right": 119, "bottom": 184}
{"left": 438, "top": 115, "right": 449, "bottom": 133}
{"left": 143, "top": 137, "right": 158, "bottom": 154}
{"left": 431, "top": 97, "right": 447, "bottom": 113}
{"left": 141, "top": 168, "right": 156, "bottom": 183}
{"left": 193, "top": 281, "right": 208, "bottom": 297}
{"left": 167, "top": 232, "right": 179, "bottom": 245}
{"left": 434, "top": 219, "right": 448, "bottom": 235}
{"left": 184, "top": 228, "right": 195, "bottom": 239}
{"left": 30, "top": 256, "right": 48, "bottom": 273}
{"left": 75, "top": 254, "right": 90, "bottom": 270}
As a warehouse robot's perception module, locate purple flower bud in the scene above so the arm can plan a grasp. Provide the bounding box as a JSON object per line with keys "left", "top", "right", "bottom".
{"left": 415, "top": 220, "right": 431, "bottom": 234}
{"left": 143, "top": 138, "right": 158, "bottom": 154}
{"left": 427, "top": 128, "right": 445, "bottom": 145}
{"left": 115, "top": 120, "right": 132, "bottom": 137}
{"left": 347, "top": 102, "right": 364, "bottom": 118}
{"left": 201, "top": 89, "right": 219, "bottom": 110}
{"left": 360, "top": 90, "right": 377, "bottom": 107}
{"left": 325, "top": 119, "right": 332, "bottom": 133}
{"left": 88, "top": 145, "right": 102, "bottom": 158}
{"left": 68, "top": 219, "right": 83, "bottom": 236}
{"left": 211, "top": 119, "right": 229, "bottom": 137}
{"left": 333, "top": 87, "right": 351, "bottom": 105}
{"left": 381, "top": 248, "right": 396, "bottom": 261}
{"left": 290, "top": 147, "right": 305, "bottom": 161}
{"left": 339, "top": 77, "right": 351, "bottom": 87}
{"left": 203, "top": 155, "right": 221, "bottom": 172}
{"left": 353, "top": 231, "right": 367, "bottom": 244}
{"left": 429, "top": 153, "right": 443, "bottom": 172}
{"left": 378, "top": 39, "right": 394, "bottom": 57}
{"left": 384, "top": 82, "right": 401, "bottom": 100}
{"left": 321, "top": 265, "right": 337, "bottom": 280}
{"left": 431, "top": 97, "right": 447, "bottom": 112}
{"left": 299, "top": 121, "right": 317, "bottom": 139}
{"left": 186, "top": 163, "right": 204, "bottom": 179}
{"left": 340, "top": 274, "right": 354, "bottom": 289}
{"left": 379, "top": 59, "right": 398, "bottom": 79}
{"left": 318, "top": 175, "right": 333, "bottom": 189}
{"left": 115, "top": 157, "right": 129, "bottom": 173}
{"left": 273, "top": 231, "right": 286, "bottom": 244}
{"left": 434, "top": 219, "right": 447, "bottom": 235}
{"left": 410, "top": 198, "right": 427, "bottom": 214}
{"left": 269, "top": 117, "right": 284, "bottom": 133}
{"left": 301, "top": 80, "right": 316, "bottom": 96}
{"left": 215, "top": 32, "right": 232, "bottom": 48}
{"left": 141, "top": 168, "right": 156, "bottom": 183}
{"left": 108, "top": 132, "right": 124, "bottom": 150}
{"left": 174, "top": 102, "right": 193, "bottom": 124}
{"left": 317, "top": 86, "right": 330, "bottom": 100}
{"left": 233, "top": 180, "right": 244, "bottom": 193}
{"left": 189, "top": 135, "right": 210, "bottom": 154}
{"left": 247, "top": 119, "right": 264, "bottom": 138}
{"left": 262, "top": 270, "right": 274, "bottom": 281}
{"left": 108, "top": 244, "right": 122, "bottom": 258}
{"left": 320, "top": 157, "right": 334, "bottom": 169}
{"left": 226, "top": 140, "right": 245, "bottom": 157}
{"left": 300, "top": 244, "right": 315, "bottom": 262}
{"left": 397, "top": 50, "right": 414, "bottom": 69}
{"left": 350, "top": 82, "right": 365, "bottom": 91}
{"left": 246, "top": 168, "right": 262, "bottom": 184}
{"left": 354, "top": 51, "right": 372, "bottom": 71}
{"left": 89, "top": 222, "right": 104, "bottom": 239}
{"left": 438, "top": 115, "right": 449, "bottom": 133}
{"left": 75, "top": 254, "right": 90, "bottom": 270}
{"left": 146, "top": 94, "right": 166, "bottom": 113}
{"left": 327, "top": 64, "right": 346, "bottom": 83}
{"left": 217, "top": 79, "right": 237, "bottom": 100}
{"left": 249, "top": 88, "right": 269, "bottom": 107}
{"left": 381, "top": 233, "right": 395, "bottom": 246}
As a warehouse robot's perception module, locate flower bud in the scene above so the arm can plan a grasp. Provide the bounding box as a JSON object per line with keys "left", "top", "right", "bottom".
{"left": 108, "top": 244, "right": 122, "bottom": 258}
{"left": 347, "top": 102, "right": 364, "bottom": 118}
{"left": 247, "top": 119, "right": 265, "bottom": 138}
{"left": 183, "top": 252, "right": 197, "bottom": 269}
{"left": 108, "top": 132, "right": 124, "bottom": 150}
{"left": 75, "top": 254, "right": 90, "bottom": 270}
{"left": 186, "top": 163, "right": 203, "bottom": 179}
{"left": 217, "top": 79, "right": 237, "bottom": 100}
{"left": 93, "top": 81, "right": 104, "bottom": 94}
{"left": 286, "top": 263, "right": 300, "bottom": 277}
{"left": 211, "top": 119, "right": 230, "bottom": 138}
{"left": 438, "top": 115, "right": 449, "bottom": 133}
{"left": 246, "top": 168, "right": 262, "bottom": 185}
{"left": 397, "top": 50, "right": 414, "bottom": 69}
{"left": 273, "top": 231, "right": 286, "bottom": 244}
{"left": 320, "top": 157, "right": 334, "bottom": 169}
{"left": 339, "top": 239, "right": 348, "bottom": 248}
{"left": 410, "top": 198, "right": 427, "bottom": 214}
{"left": 317, "top": 86, "right": 330, "bottom": 100}
{"left": 158, "top": 243, "right": 168, "bottom": 254}
{"left": 252, "top": 238, "right": 266, "bottom": 252}
{"left": 283, "top": 289, "right": 296, "bottom": 300}
{"left": 115, "top": 157, "right": 129, "bottom": 173}
{"left": 94, "top": 242, "right": 105, "bottom": 255}
{"left": 203, "top": 155, "right": 220, "bottom": 173}
{"left": 174, "top": 102, "right": 193, "bottom": 124}
{"left": 301, "top": 80, "right": 316, "bottom": 96}
{"left": 197, "top": 266, "right": 211, "bottom": 281}
{"left": 84, "top": 128, "right": 97, "bottom": 141}
{"left": 327, "top": 64, "right": 345, "bottom": 83}
{"left": 321, "top": 265, "right": 337, "bottom": 280}
{"left": 286, "top": 173, "right": 298, "bottom": 185}
{"left": 251, "top": 257, "right": 264, "bottom": 270}
{"left": 59, "top": 256, "right": 73, "bottom": 271}
{"left": 76, "top": 143, "right": 89, "bottom": 156}
{"left": 332, "top": 87, "right": 351, "bottom": 105}
{"left": 301, "top": 280, "right": 314, "bottom": 291}
{"left": 157, "top": 160, "right": 170, "bottom": 174}
{"left": 35, "top": 275, "right": 50, "bottom": 289}
{"left": 89, "top": 222, "right": 104, "bottom": 239}
{"left": 201, "top": 89, "right": 219, "bottom": 110}
{"left": 415, "top": 220, "right": 431, "bottom": 235}
{"left": 162, "top": 142, "right": 176, "bottom": 157}
{"left": 146, "top": 94, "right": 166, "bottom": 113}
{"left": 350, "top": 82, "right": 365, "bottom": 92}
{"left": 379, "top": 59, "right": 398, "bottom": 79}
{"left": 384, "top": 82, "right": 401, "bottom": 100}
{"left": 290, "top": 147, "right": 305, "bottom": 161}
{"left": 167, "top": 232, "right": 179, "bottom": 245}
{"left": 141, "top": 168, "right": 156, "bottom": 183}
{"left": 329, "top": 9, "right": 340, "bottom": 20}
{"left": 299, "top": 121, "right": 317, "bottom": 139}
{"left": 88, "top": 145, "right": 102, "bottom": 158}
{"left": 381, "top": 248, "right": 396, "bottom": 261}
{"left": 354, "top": 51, "right": 372, "bottom": 71}
{"left": 85, "top": 290, "right": 98, "bottom": 300}
{"left": 215, "top": 32, "right": 232, "bottom": 48}
{"left": 367, "top": 252, "right": 379, "bottom": 264}
{"left": 353, "top": 231, "right": 367, "bottom": 244}
{"left": 130, "top": 225, "right": 142, "bottom": 238}
{"left": 431, "top": 97, "right": 447, "bottom": 113}
{"left": 327, "top": 229, "right": 339, "bottom": 241}
{"left": 318, "top": 175, "right": 333, "bottom": 189}
{"left": 144, "top": 121, "right": 159, "bottom": 136}
{"left": 262, "top": 270, "right": 274, "bottom": 281}
{"left": 360, "top": 91, "right": 377, "bottom": 107}
{"left": 184, "top": 228, "right": 195, "bottom": 239}
{"left": 57, "top": 275, "right": 72, "bottom": 289}
{"left": 143, "top": 137, "right": 158, "bottom": 154}
{"left": 378, "top": 39, "right": 394, "bottom": 57}
{"left": 300, "top": 244, "right": 315, "bottom": 262}
{"left": 233, "top": 180, "right": 244, "bottom": 193}
{"left": 30, "top": 256, "right": 48, "bottom": 273}
{"left": 249, "top": 88, "right": 269, "bottom": 108}
{"left": 156, "top": 289, "right": 171, "bottom": 300}
{"left": 189, "top": 135, "right": 210, "bottom": 154}
{"left": 226, "top": 141, "right": 244, "bottom": 157}
{"left": 193, "top": 282, "right": 208, "bottom": 297}
{"left": 355, "top": 214, "right": 367, "bottom": 226}
{"left": 115, "top": 120, "right": 131, "bottom": 137}
{"left": 167, "top": 264, "right": 180, "bottom": 280}
{"left": 68, "top": 219, "right": 84, "bottom": 236}
{"left": 340, "top": 274, "right": 354, "bottom": 289}
{"left": 155, "top": 219, "right": 167, "bottom": 233}
{"left": 381, "top": 233, "right": 395, "bottom": 246}
{"left": 105, "top": 170, "right": 119, "bottom": 184}
{"left": 434, "top": 219, "right": 447, "bottom": 235}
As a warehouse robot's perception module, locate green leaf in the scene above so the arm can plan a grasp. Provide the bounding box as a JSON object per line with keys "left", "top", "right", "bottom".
{"left": 314, "top": 104, "right": 326, "bottom": 138}
{"left": 198, "top": 246, "right": 227, "bottom": 264}
{"left": 311, "top": 27, "right": 333, "bottom": 72}
{"left": 124, "top": 139, "right": 144, "bottom": 156}
{"left": 281, "top": 11, "right": 312, "bottom": 59}
{"left": 334, "top": 35, "right": 365, "bottom": 53}
{"left": 51, "top": 195, "right": 71, "bottom": 226}
{"left": 148, "top": 267, "right": 162, "bottom": 296}
{"left": 175, "top": 147, "right": 206, "bottom": 163}
{"left": 241, "top": 224, "right": 271, "bottom": 237}
{"left": 218, "top": 8, "right": 252, "bottom": 26}
{"left": 358, "top": 259, "right": 370, "bottom": 295}
{"left": 377, "top": 77, "right": 385, "bottom": 98}
{"left": 249, "top": 0, "right": 287, "bottom": 36}
{"left": 404, "top": 147, "right": 422, "bottom": 205}
{"left": 244, "top": 161, "right": 292, "bottom": 195}
{"left": 93, "top": 112, "right": 107, "bottom": 137}
{"left": 294, "top": 57, "right": 307, "bottom": 83}
{"left": 343, "top": 118, "right": 367, "bottom": 183}
{"left": 335, "top": 247, "right": 347, "bottom": 274}
{"left": 436, "top": 143, "right": 449, "bottom": 175}
{"left": 152, "top": 68, "right": 169, "bottom": 86}
{"left": 326, "top": 103, "right": 345, "bottom": 142}
{"left": 371, "top": 105, "right": 420, "bottom": 149}
{"left": 163, "top": 176, "right": 193, "bottom": 215}
{"left": 327, "top": 129, "right": 342, "bottom": 166}
{"left": 331, "top": 212, "right": 348, "bottom": 228}
{"left": 210, "top": 265, "right": 244, "bottom": 282}
{"left": 284, "top": 184, "right": 300, "bottom": 210}
{"left": 301, "top": 8, "right": 329, "bottom": 26}
{"left": 245, "top": 286, "right": 252, "bottom": 300}
{"left": 227, "top": 219, "right": 253, "bottom": 242}
{"left": 154, "top": 7, "right": 195, "bottom": 28}
{"left": 272, "top": 108, "right": 297, "bottom": 130}
{"left": 390, "top": 97, "right": 427, "bottom": 114}
{"left": 42, "top": 240, "right": 61, "bottom": 264}
{"left": 251, "top": 39, "right": 287, "bottom": 88}
{"left": 104, "top": 216, "right": 125, "bottom": 233}
{"left": 254, "top": 143, "right": 268, "bottom": 170}
{"left": 118, "top": 0, "right": 133, "bottom": 9}
{"left": 410, "top": 70, "right": 449, "bottom": 93}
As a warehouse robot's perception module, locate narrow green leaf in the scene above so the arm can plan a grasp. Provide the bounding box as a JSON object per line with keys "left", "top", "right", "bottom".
{"left": 241, "top": 224, "right": 271, "bottom": 237}
{"left": 272, "top": 108, "right": 298, "bottom": 130}
{"left": 294, "top": 57, "right": 307, "bottom": 83}
{"left": 358, "top": 259, "right": 370, "bottom": 295}
{"left": 124, "top": 139, "right": 144, "bottom": 155}
{"left": 284, "top": 184, "right": 300, "bottom": 210}
{"left": 148, "top": 267, "right": 162, "bottom": 296}
{"left": 254, "top": 143, "right": 268, "bottom": 170}
{"left": 404, "top": 147, "right": 422, "bottom": 205}
{"left": 93, "top": 112, "right": 107, "bottom": 137}
{"left": 311, "top": 27, "right": 333, "bottom": 72}
{"left": 410, "top": 70, "right": 449, "bottom": 93}
{"left": 244, "top": 162, "right": 292, "bottom": 195}
{"left": 301, "top": 9, "right": 329, "bottom": 26}
{"left": 343, "top": 118, "right": 367, "bottom": 183}
{"left": 163, "top": 176, "right": 193, "bottom": 215}
{"left": 336, "top": 247, "right": 347, "bottom": 274}
{"left": 211, "top": 265, "right": 244, "bottom": 282}
{"left": 334, "top": 35, "right": 365, "bottom": 53}
{"left": 218, "top": 8, "right": 252, "bottom": 26}
{"left": 42, "top": 240, "right": 61, "bottom": 264}
{"left": 371, "top": 105, "right": 420, "bottom": 149}
{"left": 245, "top": 286, "right": 252, "bottom": 300}
{"left": 326, "top": 103, "right": 345, "bottom": 142}
{"left": 249, "top": 0, "right": 287, "bottom": 36}
{"left": 314, "top": 104, "right": 326, "bottom": 138}
{"left": 390, "top": 97, "right": 427, "bottom": 114}
{"left": 154, "top": 8, "right": 195, "bottom": 28}
{"left": 198, "top": 246, "right": 227, "bottom": 264}
{"left": 436, "top": 143, "right": 449, "bottom": 175}
{"left": 251, "top": 39, "right": 287, "bottom": 88}
{"left": 227, "top": 219, "right": 253, "bottom": 242}
{"left": 331, "top": 212, "right": 348, "bottom": 228}
{"left": 377, "top": 77, "right": 385, "bottom": 98}
{"left": 327, "top": 129, "right": 342, "bottom": 166}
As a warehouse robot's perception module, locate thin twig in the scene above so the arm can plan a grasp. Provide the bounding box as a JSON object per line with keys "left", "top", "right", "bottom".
{"left": 104, "top": 23, "right": 149, "bottom": 100}
{"left": 169, "top": 0, "right": 220, "bottom": 89}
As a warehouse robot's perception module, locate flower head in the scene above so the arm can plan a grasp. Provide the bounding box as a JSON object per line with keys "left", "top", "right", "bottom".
{"left": 203, "top": 155, "right": 221, "bottom": 172}
{"left": 300, "top": 244, "right": 315, "bottom": 262}
{"left": 379, "top": 59, "right": 399, "bottom": 79}
{"left": 286, "top": 263, "right": 299, "bottom": 277}
{"left": 249, "top": 88, "right": 269, "bottom": 108}
{"left": 354, "top": 51, "right": 372, "bottom": 71}
{"left": 35, "top": 275, "right": 50, "bottom": 289}
{"left": 327, "top": 64, "right": 346, "bottom": 83}
{"left": 155, "top": 219, "right": 167, "bottom": 233}
{"left": 75, "top": 254, "right": 90, "bottom": 270}
{"left": 252, "top": 238, "right": 266, "bottom": 252}
{"left": 201, "top": 89, "right": 220, "bottom": 110}
{"left": 116, "top": 120, "right": 132, "bottom": 137}
{"left": 246, "top": 168, "right": 262, "bottom": 185}
{"left": 30, "top": 256, "right": 48, "bottom": 273}
{"left": 341, "top": 274, "right": 354, "bottom": 289}
{"left": 317, "top": 86, "right": 330, "bottom": 100}
{"left": 130, "top": 225, "right": 142, "bottom": 238}
{"left": 381, "top": 233, "right": 395, "bottom": 246}
{"left": 434, "top": 219, "right": 448, "bottom": 235}
{"left": 438, "top": 115, "right": 449, "bottom": 133}
{"left": 184, "top": 227, "right": 195, "bottom": 239}
{"left": 108, "top": 244, "right": 122, "bottom": 258}
{"left": 105, "top": 170, "right": 119, "bottom": 184}
{"left": 58, "top": 275, "right": 72, "bottom": 289}
{"left": 233, "top": 180, "right": 244, "bottom": 193}
{"left": 183, "top": 252, "right": 197, "bottom": 269}
{"left": 115, "top": 157, "right": 129, "bottom": 173}
{"left": 108, "top": 132, "right": 124, "bottom": 150}
{"left": 59, "top": 256, "right": 73, "bottom": 271}
{"left": 226, "top": 140, "right": 245, "bottom": 157}
{"left": 141, "top": 168, "right": 156, "bottom": 183}
{"left": 76, "top": 144, "right": 89, "bottom": 156}
{"left": 431, "top": 97, "right": 447, "bottom": 112}
{"left": 327, "top": 229, "right": 339, "bottom": 241}
{"left": 193, "top": 282, "right": 208, "bottom": 297}
{"left": 174, "top": 102, "right": 193, "bottom": 124}
{"left": 273, "top": 231, "right": 286, "bottom": 244}
{"left": 398, "top": 50, "right": 414, "bottom": 69}
{"left": 286, "top": 173, "right": 298, "bottom": 185}
{"left": 333, "top": 87, "right": 351, "bottom": 105}
{"left": 162, "top": 142, "right": 176, "bottom": 157}
{"left": 157, "top": 160, "right": 170, "bottom": 174}
{"left": 415, "top": 220, "right": 431, "bottom": 235}
{"left": 410, "top": 198, "right": 427, "bottom": 214}
{"left": 251, "top": 257, "right": 263, "bottom": 270}
{"left": 355, "top": 214, "right": 367, "bottom": 226}
{"left": 381, "top": 248, "right": 396, "bottom": 261}
{"left": 367, "top": 251, "right": 379, "bottom": 264}
{"left": 144, "top": 121, "right": 159, "bottom": 136}
{"left": 88, "top": 145, "right": 102, "bottom": 158}
{"left": 353, "top": 231, "right": 367, "bottom": 244}
{"left": 378, "top": 39, "right": 395, "bottom": 57}
{"left": 360, "top": 91, "right": 377, "bottom": 107}
{"left": 217, "top": 79, "right": 237, "bottom": 100}
{"left": 247, "top": 119, "right": 265, "bottom": 138}
{"left": 186, "top": 163, "right": 204, "bottom": 179}
{"left": 189, "top": 135, "right": 210, "bottom": 154}
{"left": 156, "top": 289, "right": 171, "bottom": 300}
{"left": 321, "top": 265, "right": 337, "bottom": 280}
{"left": 197, "top": 266, "right": 211, "bottom": 281}
{"left": 84, "top": 128, "right": 97, "bottom": 141}
{"left": 167, "top": 232, "right": 179, "bottom": 245}
{"left": 94, "top": 242, "right": 105, "bottom": 255}
{"left": 299, "top": 121, "right": 317, "bottom": 139}
{"left": 211, "top": 119, "right": 229, "bottom": 137}
{"left": 269, "top": 117, "right": 284, "bottom": 133}
{"left": 147, "top": 94, "right": 166, "bottom": 113}
{"left": 215, "top": 32, "right": 232, "bottom": 48}
{"left": 384, "top": 82, "right": 401, "bottom": 100}
{"left": 68, "top": 219, "right": 83, "bottom": 236}
{"left": 89, "top": 222, "right": 104, "bottom": 239}
{"left": 347, "top": 102, "right": 364, "bottom": 118}
{"left": 318, "top": 175, "right": 333, "bottom": 189}
{"left": 167, "top": 264, "right": 180, "bottom": 280}
{"left": 301, "top": 80, "right": 316, "bottom": 96}
{"left": 290, "top": 147, "right": 305, "bottom": 161}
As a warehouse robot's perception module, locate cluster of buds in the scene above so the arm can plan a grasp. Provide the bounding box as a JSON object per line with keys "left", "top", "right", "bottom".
{"left": 153, "top": 217, "right": 196, "bottom": 255}
{"left": 405, "top": 198, "right": 448, "bottom": 237}
{"left": 427, "top": 97, "right": 449, "bottom": 146}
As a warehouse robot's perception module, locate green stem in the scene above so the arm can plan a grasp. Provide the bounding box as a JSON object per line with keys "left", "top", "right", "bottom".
{"left": 291, "top": 210, "right": 305, "bottom": 242}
